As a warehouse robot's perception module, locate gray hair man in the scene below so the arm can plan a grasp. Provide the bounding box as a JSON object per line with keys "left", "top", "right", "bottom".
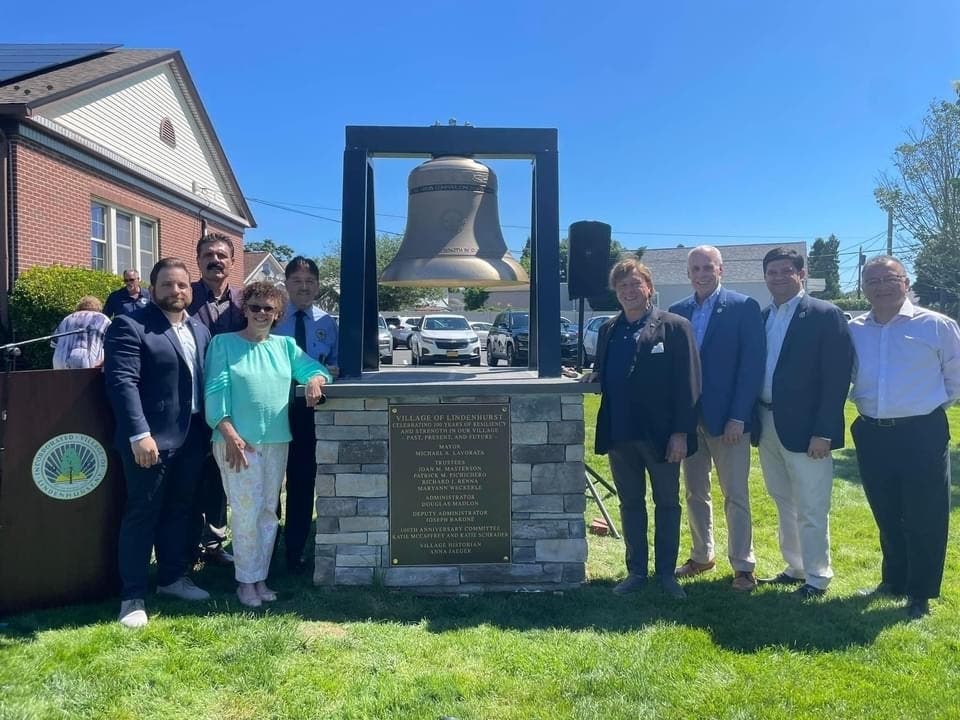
{"left": 849, "top": 256, "right": 960, "bottom": 619}
{"left": 669, "top": 246, "right": 765, "bottom": 591}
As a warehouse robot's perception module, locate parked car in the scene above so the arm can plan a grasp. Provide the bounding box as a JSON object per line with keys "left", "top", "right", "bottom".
{"left": 409, "top": 314, "right": 481, "bottom": 366}
{"left": 487, "top": 311, "right": 584, "bottom": 366}
{"left": 378, "top": 315, "right": 393, "bottom": 364}
{"left": 384, "top": 315, "right": 421, "bottom": 348}
{"left": 469, "top": 321, "right": 493, "bottom": 345}
{"left": 560, "top": 320, "right": 579, "bottom": 363}
{"left": 582, "top": 314, "right": 615, "bottom": 366}
{"left": 487, "top": 310, "right": 530, "bottom": 366}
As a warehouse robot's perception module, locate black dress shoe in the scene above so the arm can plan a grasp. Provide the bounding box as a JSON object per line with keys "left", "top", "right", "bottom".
{"left": 286, "top": 558, "right": 308, "bottom": 575}
{"left": 758, "top": 571, "right": 805, "bottom": 586}
{"left": 793, "top": 583, "right": 826, "bottom": 599}
{"left": 907, "top": 597, "right": 930, "bottom": 620}
{"left": 857, "top": 582, "right": 905, "bottom": 598}
{"left": 613, "top": 574, "right": 647, "bottom": 595}
{"left": 658, "top": 575, "right": 687, "bottom": 600}
{"left": 201, "top": 546, "right": 234, "bottom": 566}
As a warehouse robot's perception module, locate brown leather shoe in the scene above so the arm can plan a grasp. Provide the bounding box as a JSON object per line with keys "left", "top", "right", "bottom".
{"left": 674, "top": 558, "right": 716, "bottom": 578}
{"left": 731, "top": 571, "right": 757, "bottom": 592}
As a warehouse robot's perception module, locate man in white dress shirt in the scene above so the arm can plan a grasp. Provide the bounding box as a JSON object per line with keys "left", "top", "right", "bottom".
{"left": 754, "top": 247, "right": 853, "bottom": 598}
{"left": 849, "top": 256, "right": 960, "bottom": 620}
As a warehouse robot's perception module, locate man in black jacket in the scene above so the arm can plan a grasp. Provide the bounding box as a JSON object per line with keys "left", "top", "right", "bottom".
{"left": 590, "top": 258, "right": 701, "bottom": 599}
{"left": 755, "top": 247, "right": 853, "bottom": 598}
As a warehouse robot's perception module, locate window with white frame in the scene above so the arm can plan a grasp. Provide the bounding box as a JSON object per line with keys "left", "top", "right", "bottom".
{"left": 90, "top": 201, "right": 157, "bottom": 276}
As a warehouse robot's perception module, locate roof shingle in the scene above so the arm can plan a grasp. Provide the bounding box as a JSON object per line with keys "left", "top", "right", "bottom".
{"left": 0, "top": 47, "right": 173, "bottom": 108}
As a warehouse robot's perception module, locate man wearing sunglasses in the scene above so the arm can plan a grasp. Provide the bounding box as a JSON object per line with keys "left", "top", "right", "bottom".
{"left": 104, "top": 269, "right": 151, "bottom": 318}
{"left": 273, "top": 255, "right": 339, "bottom": 574}
{"left": 849, "top": 256, "right": 960, "bottom": 620}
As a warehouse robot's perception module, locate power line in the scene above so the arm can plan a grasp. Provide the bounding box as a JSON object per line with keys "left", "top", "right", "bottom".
{"left": 244, "top": 195, "right": 883, "bottom": 243}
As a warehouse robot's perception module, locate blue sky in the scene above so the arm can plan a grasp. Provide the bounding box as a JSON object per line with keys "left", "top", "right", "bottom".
{"left": 6, "top": 1, "right": 959, "bottom": 289}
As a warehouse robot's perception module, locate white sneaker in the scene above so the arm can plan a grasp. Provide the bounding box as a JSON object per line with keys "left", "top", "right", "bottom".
{"left": 156, "top": 576, "right": 210, "bottom": 601}
{"left": 119, "top": 599, "right": 148, "bottom": 628}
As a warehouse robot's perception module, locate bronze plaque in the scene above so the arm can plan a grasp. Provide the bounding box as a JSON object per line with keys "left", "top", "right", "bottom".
{"left": 389, "top": 403, "right": 511, "bottom": 565}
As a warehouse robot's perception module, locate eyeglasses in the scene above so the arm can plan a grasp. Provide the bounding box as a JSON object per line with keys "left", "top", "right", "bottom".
{"left": 123, "top": 278, "right": 137, "bottom": 283}
{"left": 247, "top": 304, "right": 276, "bottom": 314}
{"left": 863, "top": 276, "right": 906, "bottom": 288}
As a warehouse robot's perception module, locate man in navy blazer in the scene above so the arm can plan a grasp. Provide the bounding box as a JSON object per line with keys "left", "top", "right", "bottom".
{"left": 754, "top": 247, "right": 853, "bottom": 598}
{"left": 591, "top": 258, "right": 701, "bottom": 600}
{"left": 105, "top": 258, "right": 212, "bottom": 628}
{"left": 669, "top": 246, "right": 765, "bottom": 591}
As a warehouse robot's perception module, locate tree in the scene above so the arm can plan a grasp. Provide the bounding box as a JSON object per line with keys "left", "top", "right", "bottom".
{"left": 807, "top": 235, "right": 841, "bottom": 298}
{"left": 518, "top": 236, "right": 568, "bottom": 281}
{"left": 587, "top": 241, "right": 641, "bottom": 311}
{"left": 462, "top": 288, "right": 490, "bottom": 310}
{"left": 56, "top": 447, "right": 86, "bottom": 484}
{"left": 875, "top": 95, "right": 960, "bottom": 315}
{"left": 244, "top": 239, "right": 296, "bottom": 263}
{"left": 314, "top": 253, "right": 341, "bottom": 312}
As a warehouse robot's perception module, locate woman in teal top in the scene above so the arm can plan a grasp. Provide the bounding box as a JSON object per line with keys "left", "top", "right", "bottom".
{"left": 204, "top": 281, "right": 331, "bottom": 608}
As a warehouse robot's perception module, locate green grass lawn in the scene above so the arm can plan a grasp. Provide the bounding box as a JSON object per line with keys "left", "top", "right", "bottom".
{"left": 2, "top": 398, "right": 959, "bottom": 719}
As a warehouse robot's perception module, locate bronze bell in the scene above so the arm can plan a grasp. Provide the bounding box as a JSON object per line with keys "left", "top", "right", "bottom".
{"left": 379, "top": 156, "right": 530, "bottom": 287}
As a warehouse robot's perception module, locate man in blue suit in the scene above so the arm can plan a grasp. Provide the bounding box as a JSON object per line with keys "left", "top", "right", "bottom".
{"left": 670, "top": 246, "right": 765, "bottom": 591}
{"left": 105, "top": 258, "right": 212, "bottom": 628}
{"left": 754, "top": 247, "right": 853, "bottom": 598}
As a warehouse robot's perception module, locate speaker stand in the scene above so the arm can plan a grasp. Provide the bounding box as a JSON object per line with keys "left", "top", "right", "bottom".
{"left": 584, "top": 461, "right": 620, "bottom": 539}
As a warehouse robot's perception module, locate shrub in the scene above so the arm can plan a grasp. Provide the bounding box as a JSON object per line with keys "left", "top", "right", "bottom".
{"left": 832, "top": 297, "right": 872, "bottom": 311}
{"left": 9, "top": 265, "right": 122, "bottom": 369}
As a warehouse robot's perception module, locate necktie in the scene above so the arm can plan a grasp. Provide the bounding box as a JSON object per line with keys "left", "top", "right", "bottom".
{"left": 294, "top": 310, "right": 307, "bottom": 351}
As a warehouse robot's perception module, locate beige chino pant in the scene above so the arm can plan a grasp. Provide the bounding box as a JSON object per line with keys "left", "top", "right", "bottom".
{"left": 682, "top": 423, "right": 756, "bottom": 572}
{"left": 757, "top": 407, "right": 834, "bottom": 589}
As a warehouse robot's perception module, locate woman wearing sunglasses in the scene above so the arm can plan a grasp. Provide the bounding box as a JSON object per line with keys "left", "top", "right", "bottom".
{"left": 204, "top": 281, "right": 331, "bottom": 607}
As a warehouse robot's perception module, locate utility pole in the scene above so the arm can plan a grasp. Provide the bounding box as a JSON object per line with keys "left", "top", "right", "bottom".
{"left": 887, "top": 208, "right": 894, "bottom": 256}
{"left": 857, "top": 246, "right": 864, "bottom": 299}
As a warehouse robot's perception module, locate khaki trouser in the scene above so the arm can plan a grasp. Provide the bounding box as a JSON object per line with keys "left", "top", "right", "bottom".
{"left": 682, "top": 423, "right": 756, "bottom": 572}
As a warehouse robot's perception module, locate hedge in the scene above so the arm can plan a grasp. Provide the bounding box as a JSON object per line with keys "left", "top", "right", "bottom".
{"left": 830, "top": 297, "right": 872, "bottom": 311}
{"left": 9, "top": 265, "right": 123, "bottom": 369}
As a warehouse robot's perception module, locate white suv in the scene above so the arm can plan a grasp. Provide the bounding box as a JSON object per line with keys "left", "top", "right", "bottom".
{"left": 409, "top": 314, "right": 481, "bottom": 366}
{"left": 582, "top": 314, "right": 615, "bottom": 367}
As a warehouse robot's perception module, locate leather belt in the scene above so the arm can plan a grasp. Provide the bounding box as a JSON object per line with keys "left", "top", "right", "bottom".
{"left": 858, "top": 414, "right": 923, "bottom": 428}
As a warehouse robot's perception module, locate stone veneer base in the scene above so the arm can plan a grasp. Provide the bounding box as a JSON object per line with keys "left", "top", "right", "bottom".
{"left": 311, "top": 370, "right": 595, "bottom": 593}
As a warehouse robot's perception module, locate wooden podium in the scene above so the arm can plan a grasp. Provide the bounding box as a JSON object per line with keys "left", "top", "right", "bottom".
{"left": 0, "top": 369, "right": 123, "bottom": 615}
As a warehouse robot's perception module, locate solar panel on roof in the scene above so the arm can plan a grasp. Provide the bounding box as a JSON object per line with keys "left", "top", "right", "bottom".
{"left": 0, "top": 43, "right": 121, "bottom": 84}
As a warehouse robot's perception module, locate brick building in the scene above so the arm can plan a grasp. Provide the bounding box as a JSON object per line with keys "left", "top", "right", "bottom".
{"left": 0, "top": 43, "right": 255, "bottom": 331}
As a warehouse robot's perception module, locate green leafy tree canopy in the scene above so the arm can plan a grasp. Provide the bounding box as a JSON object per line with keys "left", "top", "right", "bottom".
{"left": 875, "top": 94, "right": 960, "bottom": 315}
{"left": 807, "top": 235, "right": 841, "bottom": 298}
{"left": 244, "top": 239, "right": 296, "bottom": 263}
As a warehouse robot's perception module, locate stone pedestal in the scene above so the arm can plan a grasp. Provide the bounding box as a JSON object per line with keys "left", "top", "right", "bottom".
{"left": 311, "top": 368, "right": 594, "bottom": 593}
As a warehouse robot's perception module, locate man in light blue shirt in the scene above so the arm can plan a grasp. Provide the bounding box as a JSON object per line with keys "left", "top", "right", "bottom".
{"left": 272, "top": 256, "right": 338, "bottom": 572}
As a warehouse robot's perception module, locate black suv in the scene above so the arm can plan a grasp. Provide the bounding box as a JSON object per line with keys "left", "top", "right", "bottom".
{"left": 487, "top": 311, "right": 580, "bottom": 366}
{"left": 487, "top": 310, "right": 529, "bottom": 366}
